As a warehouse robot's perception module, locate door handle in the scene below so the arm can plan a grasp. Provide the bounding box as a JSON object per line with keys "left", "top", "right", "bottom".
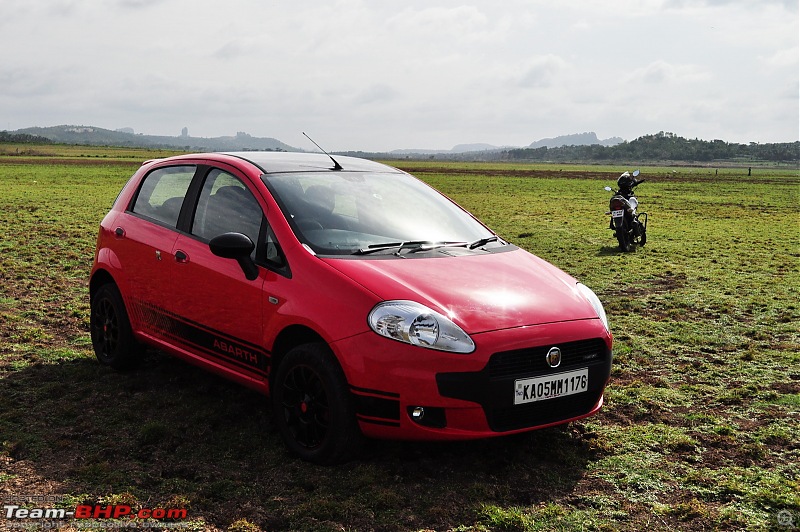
{"left": 175, "top": 250, "right": 189, "bottom": 263}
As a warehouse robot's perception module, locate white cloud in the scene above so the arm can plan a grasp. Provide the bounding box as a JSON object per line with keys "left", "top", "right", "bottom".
{"left": 353, "top": 84, "right": 400, "bottom": 106}
{"left": 518, "top": 55, "right": 571, "bottom": 88}
{"left": 762, "top": 46, "right": 800, "bottom": 69}
{"left": 632, "top": 61, "right": 712, "bottom": 85}
{"left": 387, "top": 6, "right": 491, "bottom": 41}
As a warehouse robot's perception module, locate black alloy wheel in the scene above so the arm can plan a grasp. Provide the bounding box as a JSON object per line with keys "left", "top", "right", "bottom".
{"left": 272, "top": 343, "right": 361, "bottom": 464}
{"left": 90, "top": 283, "right": 138, "bottom": 370}
{"left": 282, "top": 364, "right": 330, "bottom": 449}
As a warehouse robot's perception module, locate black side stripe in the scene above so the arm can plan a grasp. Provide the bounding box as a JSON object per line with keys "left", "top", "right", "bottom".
{"left": 357, "top": 416, "right": 401, "bottom": 427}
{"left": 132, "top": 300, "right": 270, "bottom": 377}
{"left": 351, "top": 386, "right": 401, "bottom": 424}
{"left": 350, "top": 385, "right": 401, "bottom": 399}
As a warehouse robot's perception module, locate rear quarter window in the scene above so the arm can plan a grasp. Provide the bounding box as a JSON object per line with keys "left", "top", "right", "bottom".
{"left": 130, "top": 166, "right": 196, "bottom": 227}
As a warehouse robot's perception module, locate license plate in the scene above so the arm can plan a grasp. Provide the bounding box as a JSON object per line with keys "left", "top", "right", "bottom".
{"left": 611, "top": 209, "right": 624, "bottom": 218}
{"left": 514, "top": 368, "right": 588, "bottom": 405}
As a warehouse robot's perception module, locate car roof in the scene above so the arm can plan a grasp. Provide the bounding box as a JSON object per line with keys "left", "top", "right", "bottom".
{"left": 222, "top": 151, "right": 402, "bottom": 175}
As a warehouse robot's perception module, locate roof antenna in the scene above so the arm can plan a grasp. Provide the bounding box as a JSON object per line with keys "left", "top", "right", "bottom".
{"left": 303, "top": 132, "right": 343, "bottom": 170}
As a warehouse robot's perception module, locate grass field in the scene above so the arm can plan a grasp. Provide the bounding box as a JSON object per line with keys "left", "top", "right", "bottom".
{"left": 0, "top": 147, "right": 798, "bottom": 531}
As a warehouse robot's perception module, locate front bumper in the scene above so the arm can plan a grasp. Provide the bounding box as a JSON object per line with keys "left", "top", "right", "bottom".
{"left": 331, "top": 319, "right": 612, "bottom": 441}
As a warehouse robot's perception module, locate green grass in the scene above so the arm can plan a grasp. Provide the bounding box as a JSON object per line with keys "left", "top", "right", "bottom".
{"left": 1, "top": 151, "right": 798, "bottom": 531}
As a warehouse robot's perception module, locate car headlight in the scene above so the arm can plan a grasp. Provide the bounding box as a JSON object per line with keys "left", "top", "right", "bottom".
{"left": 576, "top": 283, "right": 609, "bottom": 333}
{"left": 368, "top": 300, "right": 475, "bottom": 354}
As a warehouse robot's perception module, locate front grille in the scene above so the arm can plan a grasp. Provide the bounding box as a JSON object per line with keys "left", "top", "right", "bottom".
{"left": 486, "top": 338, "right": 609, "bottom": 379}
{"left": 436, "top": 337, "right": 611, "bottom": 433}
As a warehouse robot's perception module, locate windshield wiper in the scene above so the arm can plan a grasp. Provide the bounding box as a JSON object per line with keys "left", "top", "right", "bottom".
{"left": 467, "top": 235, "right": 500, "bottom": 249}
{"left": 353, "top": 240, "right": 435, "bottom": 255}
{"left": 405, "top": 241, "right": 469, "bottom": 253}
{"left": 353, "top": 237, "right": 501, "bottom": 255}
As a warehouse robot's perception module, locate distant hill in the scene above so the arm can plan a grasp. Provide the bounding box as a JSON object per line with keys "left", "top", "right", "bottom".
{"left": 529, "top": 132, "right": 623, "bottom": 149}
{"left": 8, "top": 125, "right": 622, "bottom": 155}
{"left": 389, "top": 146, "right": 492, "bottom": 156}
{"left": 390, "top": 132, "right": 622, "bottom": 156}
{"left": 9, "top": 126, "right": 793, "bottom": 164}
{"left": 12, "top": 125, "right": 299, "bottom": 152}
{"left": 450, "top": 143, "right": 503, "bottom": 153}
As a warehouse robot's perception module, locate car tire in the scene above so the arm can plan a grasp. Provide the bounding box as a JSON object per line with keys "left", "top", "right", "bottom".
{"left": 91, "top": 283, "right": 139, "bottom": 370}
{"left": 272, "top": 343, "right": 362, "bottom": 464}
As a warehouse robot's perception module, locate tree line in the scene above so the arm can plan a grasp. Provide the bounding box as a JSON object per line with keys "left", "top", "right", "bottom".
{"left": 503, "top": 132, "right": 799, "bottom": 163}
{"left": 0, "top": 131, "right": 53, "bottom": 144}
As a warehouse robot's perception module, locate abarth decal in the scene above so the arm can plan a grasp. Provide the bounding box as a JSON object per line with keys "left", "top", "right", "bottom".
{"left": 132, "top": 300, "right": 269, "bottom": 376}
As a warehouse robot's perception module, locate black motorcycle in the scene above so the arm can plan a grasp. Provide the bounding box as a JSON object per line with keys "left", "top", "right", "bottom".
{"left": 605, "top": 170, "right": 647, "bottom": 252}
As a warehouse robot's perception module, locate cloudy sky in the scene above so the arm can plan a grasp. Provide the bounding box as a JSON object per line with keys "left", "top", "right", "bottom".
{"left": 2, "top": 0, "right": 797, "bottom": 152}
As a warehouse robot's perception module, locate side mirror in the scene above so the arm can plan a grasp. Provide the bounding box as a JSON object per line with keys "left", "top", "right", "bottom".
{"left": 210, "top": 232, "right": 258, "bottom": 280}
{"left": 604, "top": 186, "right": 612, "bottom": 191}
{"left": 633, "top": 169, "right": 640, "bottom": 177}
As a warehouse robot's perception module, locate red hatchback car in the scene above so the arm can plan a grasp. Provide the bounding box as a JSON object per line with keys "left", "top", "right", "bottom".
{"left": 90, "top": 152, "right": 612, "bottom": 464}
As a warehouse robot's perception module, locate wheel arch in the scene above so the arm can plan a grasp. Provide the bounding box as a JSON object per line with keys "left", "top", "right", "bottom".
{"left": 89, "top": 268, "right": 117, "bottom": 303}
{"left": 269, "top": 324, "right": 328, "bottom": 383}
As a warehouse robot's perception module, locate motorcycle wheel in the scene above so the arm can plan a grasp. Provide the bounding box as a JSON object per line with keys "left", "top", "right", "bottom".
{"left": 615, "top": 228, "right": 631, "bottom": 252}
{"left": 639, "top": 227, "right": 647, "bottom": 247}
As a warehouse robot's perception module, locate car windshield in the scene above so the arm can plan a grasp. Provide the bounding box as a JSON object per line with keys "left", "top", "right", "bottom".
{"left": 262, "top": 171, "right": 495, "bottom": 256}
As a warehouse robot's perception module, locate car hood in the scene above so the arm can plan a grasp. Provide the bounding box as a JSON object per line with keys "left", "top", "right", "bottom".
{"left": 322, "top": 249, "right": 597, "bottom": 334}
